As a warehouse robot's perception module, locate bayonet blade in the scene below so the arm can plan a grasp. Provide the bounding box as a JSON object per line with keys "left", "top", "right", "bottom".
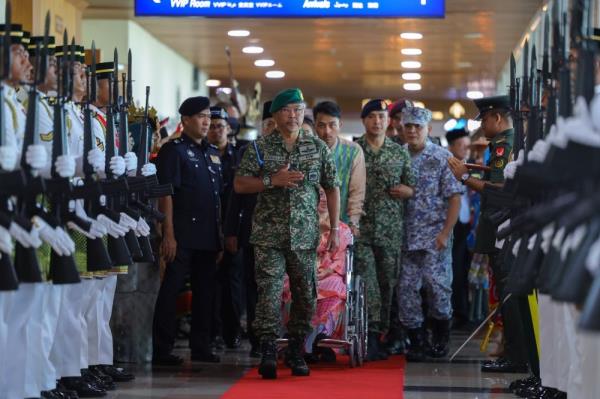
{"left": 127, "top": 49, "right": 132, "bottom": 105}
{"left": 542, "top": 13, "right": 549, "bottom": 82}
{"left": 113, "top": 48, "right": 119, "bottom": 107}
{"left": 91, "top": 40, "right": 96, "bottom": 102}
{"left": 509, "top": 53, "right": 516, "bottom": 110}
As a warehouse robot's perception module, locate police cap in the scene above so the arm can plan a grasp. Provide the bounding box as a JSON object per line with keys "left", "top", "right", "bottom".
{"left": 210, "top": 106, "right": 228, "bottom": 120}
{"left": 473, "top": 95, "right": 511, "bottom": 120}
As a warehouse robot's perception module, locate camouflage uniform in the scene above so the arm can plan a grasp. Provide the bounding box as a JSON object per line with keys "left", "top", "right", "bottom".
{"left": 236, "top": 129, "right": 339, "bottom": 341}
{"left": 355, "top": 136, "right": 415, "bottom": 333}
{"left": 398, "top": 141, "right": 464, "bottom": 329}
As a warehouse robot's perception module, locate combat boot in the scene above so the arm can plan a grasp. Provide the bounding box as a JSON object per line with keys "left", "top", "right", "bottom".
{"left": 258, "top": 339, "right": 278, "bottom": 379}
{"left": 429, "top": 319, "right": 451, "bottom": 358}
{"left": 406, "top": 328, "right": 426, "bottom": 362}
{"left": 367, "top": 331, "right": 388, "bottom": 361}
{"left": 284, "top": 337, "right": 310, "bottom": 376}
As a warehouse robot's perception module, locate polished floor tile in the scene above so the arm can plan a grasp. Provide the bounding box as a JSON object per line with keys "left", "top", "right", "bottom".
{"left": 107, "top": 330, "right": 524, "bottom": 399}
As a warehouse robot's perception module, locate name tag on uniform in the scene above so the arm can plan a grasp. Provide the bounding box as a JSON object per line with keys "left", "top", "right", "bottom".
{"left": 298, "top": 153, "right": 320, "bottom": 162}
{"left": 210, "top": 155, "right": 221, "bottom": 164}
{"left": 298, "top": 144, "right": 317, "bottom": 155}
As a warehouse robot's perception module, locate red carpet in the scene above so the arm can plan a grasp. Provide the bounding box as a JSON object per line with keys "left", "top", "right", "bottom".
{"left": 222, "top": 355, "right": 405, "bottom": 399}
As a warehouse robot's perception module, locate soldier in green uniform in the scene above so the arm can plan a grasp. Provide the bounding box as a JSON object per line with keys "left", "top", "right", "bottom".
{"left": 234, "top": 88, "right": 340, "bottom": 379}
{"left": 448, "top": 95, "right": 528, "bottom": 373}
{"left": 355, "top": 99, "right": 416, "bottom": 361}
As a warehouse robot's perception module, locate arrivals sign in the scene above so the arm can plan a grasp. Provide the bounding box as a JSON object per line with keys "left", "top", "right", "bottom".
{"left": 135, "top": 0, "right": 445, "bottom": 18}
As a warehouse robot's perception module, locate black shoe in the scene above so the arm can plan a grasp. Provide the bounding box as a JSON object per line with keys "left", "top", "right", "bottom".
{"left": 212, "top": 336, "right": 226, "bottom": 350}
{"left": 284, "top": 337, "right": 310, "bottom": 376}
{"left": 480, "top": 357, "right": 528, "bottom": 373}
{"left": 54, "top": 383, "right": 80, "bottom": 399}
{"left": 152, "top": 353, "right": 184, "bottom": 366}
{"left": 226, "top": 335, "right": 242, "bottom": 349}
{"left": 59, "top": 377, "right": 106, "bottom": 398}
{"left": 93, "top": 365, "right": 135, "bottom": 382}
{"left": 258, "top": 340, "right": 278, "bottom": 379}
{"left": 82, "top": 368, "right": 115, "bottom": 391}
{"left": 366, "top": 331, "right": 386, "bottom": 361}
{"left": 428, "top": 319, "right": 450, "bottom": 358}
{"left": 509, "top": 376, "right": 540, "bottom": 393}
{"left": 249, "top": 344, "right": 261, "bottom": 358}
{"left": 191, "top": 351, "right": 221, "bottom": 363}
{"left": 41, "top": 390, "right": 63, "bottom": 399}
{"left": 405, "top": 328, "right": 426, "bottom": 362}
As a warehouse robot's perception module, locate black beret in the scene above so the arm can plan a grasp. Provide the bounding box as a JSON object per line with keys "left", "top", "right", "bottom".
{"left": 361, "top": 99, "right": 388, "bottom": 118}
{"left": 262, "top": 100, "right": 273, "bottom": 120}
{"left": 179, "top": 96, "right": 210, "bottom": 116}
{"left": 473, "top": 95, "right": 511, "bottom": 120}
{"left": 210, "top": 106, "right": 229, "bottom": 120}
{"left": 446, "top": 128, "right": 470, "bottom": 144}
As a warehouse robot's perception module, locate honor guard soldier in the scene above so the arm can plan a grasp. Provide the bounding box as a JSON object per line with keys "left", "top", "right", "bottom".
{"left": 398, "top": 106, "right": 463, "bottom": 362}
{"left": 355, "top": 99, "right": 415, "bottom": 361}
{"left": 448, "top": 95, "right": 529, "bottom": 373}
{"left": 153, "top": 96, "right": 224, "bottom": 365}
{"left": 234, "top": 88, "right": 340, "bottom": 379}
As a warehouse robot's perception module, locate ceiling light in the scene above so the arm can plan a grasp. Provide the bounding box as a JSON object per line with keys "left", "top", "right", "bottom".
{"left": 217, "top": 87, "right": 232, "bottom": 95}
{"left": 401, "top": 48, "right": 422, "bottom": 55}
{"left": 242, "top": 46, "right": 264, "bottom": 54}
{"left": 413, "top": 101, "right": 425, "bottom": 108}
{"left": 402, "top": 73, "right": 421, "bottom": 80}
{"left": 205, "top": 79, "right": 221, "bottom": 87}
{"left": 228, "top": 30, "right": 250, "bottom": 37}
{"left": 468, "top": 119, "right": 482, "bottom": 131}
{"left": 403, "top": 83, "right": 422, "bottom": 91}
{"left": 265, "top": 70, "right": 285, "bottom": 79}
{"left": 401, "top": 61, "right": 421, "bottom": 69}
{"left": 444, "top": 119, "right": 458, "bottom": 131}
{"left": 464, "top": 33, "right": 483, "bottom": 39}
{"left": 432, "top": 111, "right": 444, "bottom": 120}
{"left": 457, "top": 62, "right": 472, "bottom": 69}
{"left": 254, "top": 59, "right": 275, "bottom": 67}
{"left": 466, "top": 90, "right": 484, "bottom": 99}
{"left": 400, "top": 32, "right": 423, "bottom": 40}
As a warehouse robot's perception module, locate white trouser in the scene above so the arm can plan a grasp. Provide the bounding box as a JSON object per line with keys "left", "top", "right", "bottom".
{"left": 579, "top": 330, "right": 600, "bottom": 398}
{"left": 98, "top": 275, "right": 117, "bottom": 365}
{"left": 78, "top": 279, "right": 97, "bottom": 370}
{"left": 0, "top": 290, "right": 16, "bottom": 398}
{"left": 86, "top": 279, "right": 103, "bottom": 366}
{"left": 50, "top": 282, "right": 85, "bottom": 377}
{"left": 4, "top": 283, "right": 45, "bottom": 399}
{"left": 38, "top": 284, "right": 63, "bottom": 391}
{"left": 539, "top": 294, "right": 558, "bottom": 389}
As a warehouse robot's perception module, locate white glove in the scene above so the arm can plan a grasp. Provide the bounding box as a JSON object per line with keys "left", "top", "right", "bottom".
{"left": 23, "top": 219, "right": 43, "bottom": 249}
{"left": 67, "top": 218, "right": 97, "bottom": 240}
{"left": 136, "top": 217, "right": 151, "bottom": 237}
{"left": 33, "top": 215, "right": 66, "bottom": 255}
{"left": 96, "top": 214, "right": 128, "bottom": 238}
{"left": 586, "top": 237, "right": 600, "bottom": 274}
{"left": 55, "top": 154, "right": 76, "bottom": 178}
{"left": 564, "top": 97, "right": 600, "bottom": 147}
{"left": 141, "top": 162, "right": 157, "bottom": 177}
{"left": 547, "top": 118, "right": 569, "bottom": 149}
{"left": 54, "top": 226, "right": 75, "bottom": 255}
{"left": 528, "top": 140, "right": 550, "bottom": 163}
{"left": 25, "top": 144, "right": 48, "bottom": 170}
{"left": 9, "top": 221, "right": 35, "bottom": 248}
{"left": 124, "top": 152, "right": 138, "bottom": 176}
{"left": 590, "top": 91, "right": 600, "bottom": 131}
{"left": 495, "top": 219, "right": 510, "bottom": 249}
{"left": 503, "top": 160, "right": 518, "bottom": 180}
{"left": 87, "top": 148, "right": 105, "bottom": 173}
{"left": 0, "top": 224, "right": 13, "bottom": 254}
{"left": 511, "top": 239, "right": 521, "bottom": 257}
{"left": 0, "top": 145, "right": 19, "bottom": 171}
{"left": 119, "top": 212, "right": 138, "bottom": 231}
{"left": 109, "top": 156, "right": 126, "bottom": 176}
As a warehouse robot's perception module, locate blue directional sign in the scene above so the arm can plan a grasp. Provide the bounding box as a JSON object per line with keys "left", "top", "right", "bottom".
{"left": 135, "top": 0, "right": 445, "bottom": 18}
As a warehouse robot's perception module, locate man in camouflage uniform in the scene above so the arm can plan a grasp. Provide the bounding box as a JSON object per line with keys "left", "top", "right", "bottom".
{"left": 399, "top": 106, "right": 463, "bottom": 362}
{"left": 355, "top": 99, "right": 415, "bottom": 361}
{"left": 234, "top": 88, "right": 340, "bottom": 379}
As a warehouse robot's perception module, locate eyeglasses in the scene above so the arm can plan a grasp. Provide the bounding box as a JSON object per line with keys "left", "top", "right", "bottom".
{"left": 280, "top": 106, "right": 306, "bottom": 115}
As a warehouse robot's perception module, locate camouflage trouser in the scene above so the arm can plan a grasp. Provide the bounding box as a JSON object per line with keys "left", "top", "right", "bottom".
{"left": 253, "top": 245, "right": 317, "bottom": 341}
{"left": 354, "top": 244, "right": 400, "bottom": 334}
{"left": 397, "top": 247, "right": 453, "bottom": 329}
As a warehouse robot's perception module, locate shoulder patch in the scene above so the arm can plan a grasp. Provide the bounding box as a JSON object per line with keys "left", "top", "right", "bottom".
{"left": 495, "top": 146, "right": 505, "bottom": 157}
{"left": 40, "top": 131, "right": 53, "bottom": 142}
{"left": 494, "top": 158, "right": 505, "bottom": 168}
{"left": 210, "top": 154, "right": 221, "bottom": 164}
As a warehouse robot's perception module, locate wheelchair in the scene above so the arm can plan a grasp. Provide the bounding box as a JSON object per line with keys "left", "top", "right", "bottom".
{"left": 277, "top": 241, "right": 368, "bottom": 367}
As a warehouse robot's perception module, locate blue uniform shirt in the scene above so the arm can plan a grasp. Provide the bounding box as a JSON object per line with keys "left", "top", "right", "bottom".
{"left": 403, "top": 141, "right": 464, "bottom": 251}
{"left": 156, "top": 133, "right": 224, "bottom": 251}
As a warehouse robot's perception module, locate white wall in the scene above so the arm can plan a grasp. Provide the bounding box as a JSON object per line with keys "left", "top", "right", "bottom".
{"left": 82, "top": 19, "right": 207, "bottom": 120}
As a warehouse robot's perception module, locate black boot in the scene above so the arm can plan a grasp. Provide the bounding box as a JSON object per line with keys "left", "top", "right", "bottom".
{"left": 428, "top": 319, "right": 450, "bottom": 358}
{"left": 258, "top": 339, "right": 278, "bottom": 379}
{"left": 366, "top": 331, "right": 381, "bottom": 361}
{"left": 406, "top": 328, "right": 426, "bottom": 362}
{"left": 284, "top": 337, "right": 310, "bottom": 376}
{"left": 59, "top": 377, "right": 106, "bottom": 398}
{"left": 93, "top": 365, "right": 135, "bottom": 382}
{"left": 385, "top": 328, "right": 406, "bottom": 356}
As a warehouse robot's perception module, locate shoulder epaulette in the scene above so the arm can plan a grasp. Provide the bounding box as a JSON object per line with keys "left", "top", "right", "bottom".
{"left": 209, "top": 143, "right": 219, "bottom": 150}
{"left": 172, "top": 138, "right": 182, "bottom": 144}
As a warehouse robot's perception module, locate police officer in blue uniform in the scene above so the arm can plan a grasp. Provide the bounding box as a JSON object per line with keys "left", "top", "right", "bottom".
{"left": 152, "top": 96, "right": 224, "bottom": 365}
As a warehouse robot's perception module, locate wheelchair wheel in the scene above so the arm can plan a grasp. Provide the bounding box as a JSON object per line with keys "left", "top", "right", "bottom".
{"left": 354, "top": 275, "right": 368, "bottom": 365}
{"left": 349, "top": 336, "right": 357, "bottom": 368}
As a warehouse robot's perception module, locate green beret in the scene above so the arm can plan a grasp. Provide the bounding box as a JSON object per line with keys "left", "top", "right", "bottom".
{"left": 270, "top": 88, "right": 305, "bottom": 113}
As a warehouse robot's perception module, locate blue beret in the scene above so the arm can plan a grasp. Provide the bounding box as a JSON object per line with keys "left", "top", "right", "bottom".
{"left": 401, "top": 106, "right": 433, "bottom": 125}
{"left": 210, "top": 106, "right": 229, "bottom": 120}
{"left": 179, "top": 96, "right": 210, "bottom": 116}
{"left": 361, "top": 99, "right": 388, "bottom": 118}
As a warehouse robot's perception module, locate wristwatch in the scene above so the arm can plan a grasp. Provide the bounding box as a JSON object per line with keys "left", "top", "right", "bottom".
{"left": 262, "top": 174, "right": 273, "bottom": 189}
{"left": 460, "top": 173, "right": 471, "bottom": 185}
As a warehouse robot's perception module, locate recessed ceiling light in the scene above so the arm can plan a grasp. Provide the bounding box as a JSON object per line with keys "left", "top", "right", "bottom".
{"left": 266, "top": 70, "right": 285, "bottom": 79}
{"left": 457, "top": 62, "right": 472, "bottom": 69}
{"left": 400, "top": 32, "right": 423, "bottom": 40}
{"left": 413, "top": 101, "right": 426, "bottom": 108}
{"left": 402, "top": 73, "right": 421, "bottom": 80}
{"left": 404, "top": 83, "right": 422, "bottom": 91}
{"left": 432, "top": 111, "right": 444, "bottom": 120}
{"left": 217, "top": 87, "right": 232, "bottom": 95}
{"left": 205, "top": 79, "right": 221, "bottom": 87}
{"left": 228, "top": 30, "right": 250, "bottom": 37}
{"left": 401, "top": 48, "right": 422, "bottom": 55}
{"left": 254, "top": 59, "right": 275, "bottom": 67}
{"left": 242, "top": 46, "right": 264, "bottom": 54}
{"left": 401, "top": 61, "right": 422, "bottom": 69}
{"left": 466, "top": 90, "right": 484, "bottom": 99}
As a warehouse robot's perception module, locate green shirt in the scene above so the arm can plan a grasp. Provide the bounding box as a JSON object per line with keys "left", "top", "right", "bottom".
{"left": 237, "top": 130, "right": 340, "bottom": 250}
{"left": 356, "top": 135, "right": 415, "bottom": 248}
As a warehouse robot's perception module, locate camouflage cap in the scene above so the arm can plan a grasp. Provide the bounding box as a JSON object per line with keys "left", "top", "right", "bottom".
{"left": 401, "top": 106, "right": 433, "bottom": 125}
{"left": 270, "top": 88, "right": 305, "bottom": 113}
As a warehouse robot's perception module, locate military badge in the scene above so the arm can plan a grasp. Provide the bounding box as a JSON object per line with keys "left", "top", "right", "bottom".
{"left": 40, "top": 131, "right": 53, "bottom": 142}
{"left": 495, "top": 147, "right": 505, "bottom": 157}
{"left": 210, "top": 155, "right": 221, "bottom": 164}
{"left": 308, "top": 170, "right": 318, "bottom": 183}
{"left": 495, "top": 158, "right": 505, "bottom": 168}
{"left": 187, "top": 149, "right": 195, "bottom": 158}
